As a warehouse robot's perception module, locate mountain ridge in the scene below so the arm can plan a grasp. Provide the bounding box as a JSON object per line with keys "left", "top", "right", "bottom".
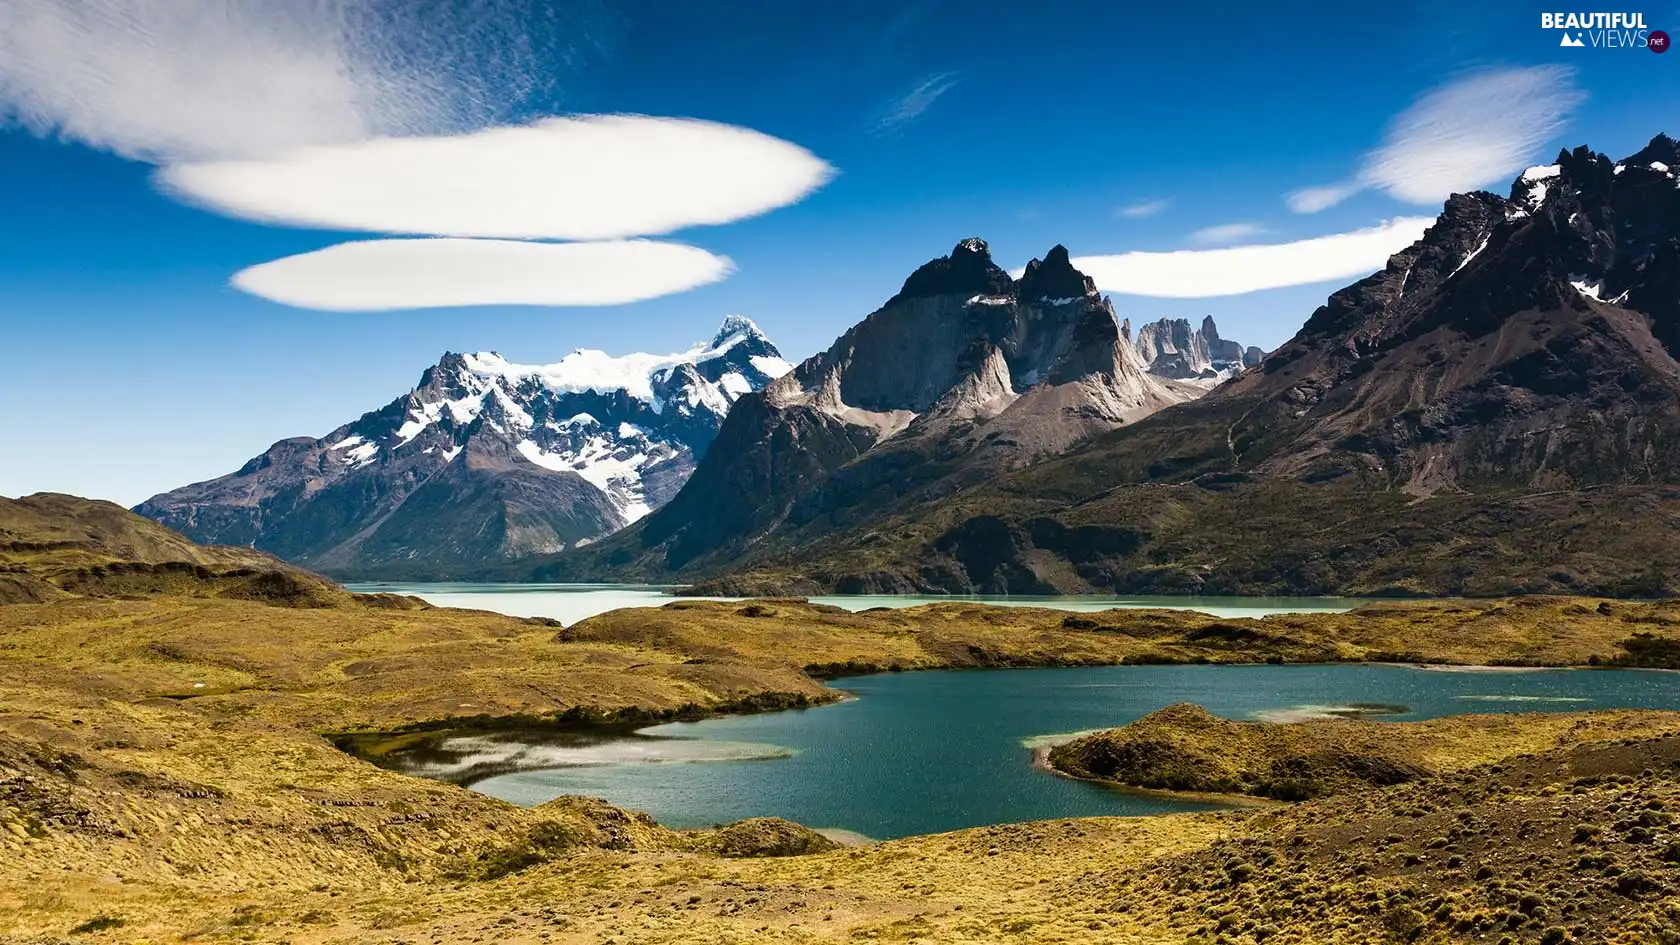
{"left": 505, "top": 241, "right": 1262, "bottom": 583}
{"left": 1127, "top": 314, "right": 1265, "bottom": 384}
{"left": 136, "top": 318, "right": 790, "bottom": 579}
{"left": 520, "top": 133, "right": 1680, "bottom": 597}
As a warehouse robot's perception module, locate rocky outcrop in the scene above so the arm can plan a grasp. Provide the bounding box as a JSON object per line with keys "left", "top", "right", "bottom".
{"left": 136, "top": 319, "right": 789, "bottom": 579}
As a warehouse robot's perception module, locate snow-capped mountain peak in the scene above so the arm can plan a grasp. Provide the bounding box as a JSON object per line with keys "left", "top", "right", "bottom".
{"left": 135, "top": 317, "right": 787, "bottom": 578}
{"left": 359, "top": 317, "right": 788, "bottom": 523}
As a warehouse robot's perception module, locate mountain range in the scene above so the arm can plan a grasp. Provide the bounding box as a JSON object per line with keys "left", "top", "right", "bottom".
{"left": 500, "top": 239, "right": 1270, "bottom": 585}
{"left": 136, "top": 318, "right": 791, "bottom": 579}
{"left": 1128, "top": 315, "right": 1265, "bottom": 384}
{"left": 515, "top": 133, "right": 1680, "bottom": 597}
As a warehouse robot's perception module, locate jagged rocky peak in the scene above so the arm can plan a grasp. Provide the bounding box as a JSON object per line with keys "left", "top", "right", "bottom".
{"left": 1624, "top": 131, "right": 1678, "bottom": 168}
{"left": 1017, "top": 244, "right": 1096, "bottom": 303}
{"left": 1129, "top": 315, "right": 1265, "bottom": 382}
{"left": 892, "top": 237, "right": 1015, "bottom": 302}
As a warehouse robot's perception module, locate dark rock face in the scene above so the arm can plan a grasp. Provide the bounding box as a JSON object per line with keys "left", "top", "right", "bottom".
{"left": 888, "top": 237, "right": 1015, "bottom": 304}
{"left": 135, "top": 319, "right": 788, "bottom": 579}
{"left": 1016, "top": 244, "right": 1095, "bottom": 302}
{"left": 1238, "top": 135, "right": 1680, "bottom": 493}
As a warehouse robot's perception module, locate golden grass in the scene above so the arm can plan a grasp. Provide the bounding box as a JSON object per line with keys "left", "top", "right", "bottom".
{"left": 1049, "top": 703, "right": 1680, "bottom": 799}
{"left": 2, "top": 589, "right": 1679, "bottom": 943}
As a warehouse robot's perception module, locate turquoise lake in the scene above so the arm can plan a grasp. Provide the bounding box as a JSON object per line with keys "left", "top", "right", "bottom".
{"left": 369, "top": 663, "right": 1679, "bottom": 840}
{"left": 343, "top": 581, "right": 1359, "bottom": 625}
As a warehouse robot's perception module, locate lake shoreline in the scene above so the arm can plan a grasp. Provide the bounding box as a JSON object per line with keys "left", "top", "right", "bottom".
{"left": 9, "top": 586, "right": 1680, "bottom": 943}
{"left": 1029, "top": 743, "right": 1286, "bottom": 809}
{"left": 330, "top": 652, "right": 1655, "bottom": 777}
{"left": 348, "top": 658, "right": 1680, "bottom": 837}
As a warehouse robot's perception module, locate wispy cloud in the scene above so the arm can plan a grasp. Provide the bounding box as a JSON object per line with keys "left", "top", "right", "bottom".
{"left": 1187, "top": 222, "right": 1267, "bottom": 245}
{"left": 233, "top": 239, "right": 734, "bottom": 311}
{"left": 161, "top": 116, "right": 836, "bottom": 241}
{"left": 1117, "top": 198, "right": 1170, "bottom": 219}
{"left": 1286, "top": 182, "right": 1363, "bottom": 214}
{"left": 0, "top": 0, "right": 582, "bottom": 162}
{"left": 873, "top": 70, "right": 962, "bottom": 134}
{"left": 1288, "top": 66, "right": 1586, "bottom": 213}
{"left": 1068, "top": 217, "right": 1434, "bottom": 298}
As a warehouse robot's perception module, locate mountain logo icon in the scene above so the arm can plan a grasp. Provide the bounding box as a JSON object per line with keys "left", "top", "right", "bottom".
{"left": 1560, "top": 31, "right": 1586, "bottom": 47}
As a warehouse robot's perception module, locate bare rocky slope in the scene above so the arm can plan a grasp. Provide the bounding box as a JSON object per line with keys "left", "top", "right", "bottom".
{"left": 519, "top": 134, "right": 1680, "bottom": 596}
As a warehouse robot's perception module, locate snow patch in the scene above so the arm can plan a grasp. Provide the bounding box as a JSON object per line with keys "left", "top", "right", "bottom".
{"left": 328, "top": 435, "right": 364, "bottom": 450}
{"left": 457, "top": 325, "right": 768, "bottom": 404}
{"left": 1516, "top": 164, "right": 1561, "bottom": 211}
{"left": 344, "top": 442, "right": 378, "bottom": 467}
{"left": 487, "top": 387, "right": 534, "bottom": 430}
{"left": 1451, "top": 235, "right": 1490, "bottom": 276}
{"left": 966, "top": 295, "right": 1012, "bottom": 306}
{"left": 718, "top": 372, "right": 753, "bottom": 396}
{"left": 1569, "top": 276, "right": 1605, "bottom": 301}
{"left": 516, "top": 438, "right": 657, "bottom": 523}
{"left": 749, "top": 355, "right": 792, "bottom": 379}
{"left": 1652, "top": 161, "right": 1671, "bottom": 174}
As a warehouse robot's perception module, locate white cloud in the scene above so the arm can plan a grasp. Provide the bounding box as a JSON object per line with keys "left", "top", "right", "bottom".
{"left": 1286, "top": 182, "right": 1364, "bottom": 214}
{"left": 1363, "top": 67, "right": 1584, "bottom": 203}
{"left": 1117, "top": 199, "right": 1170, "bottom": 219}
{"left": 1289, "top": 67, "right": 1585, "bottom": 213}
{"left": 873, "top": 71, "right": 962, "bottom": 134}
{"left": 0, "top": 0, "right": 568, "bottom": 163}
{"left": 1067, "top": 217, "right": 1434, "bottom": 298}
{"left": 158, "top": 116, "right": 835, "bottom": 241}
{"left": 231, "top": 239, "right": 735, "bottom": 311}
{"left": 1187, "top": 222, "right": 1267, "bottom": 245}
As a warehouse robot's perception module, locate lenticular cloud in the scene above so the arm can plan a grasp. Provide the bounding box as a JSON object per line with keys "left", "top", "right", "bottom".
{"left": 0, "top": 1, "right": 836, "bottom": 311}
{"left": 1071, "top": 217, "right": 1434, "bottom": 298}
{"left": 232, "top": 239, "right": 736, "bottom": 311}
{"left": 161, "top": 116, "right": 837, "bottom": 241}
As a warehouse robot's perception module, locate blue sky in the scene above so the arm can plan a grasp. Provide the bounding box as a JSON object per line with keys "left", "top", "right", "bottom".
{"left": 1, "top": 0, "right": 1675, "bottom": 505}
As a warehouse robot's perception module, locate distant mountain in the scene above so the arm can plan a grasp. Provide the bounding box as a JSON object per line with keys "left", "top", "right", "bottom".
{"left": 528, "top": 134, "right": 1680, "bottom": 597}
{"left": 506, "top": 239, "right": 1236, "bottom": 583}
{"left": 1127, "top": 315, "right": 1265, "bottom": 384}
{"left": 135, "top": 318, "right": 790, "bottom": 579}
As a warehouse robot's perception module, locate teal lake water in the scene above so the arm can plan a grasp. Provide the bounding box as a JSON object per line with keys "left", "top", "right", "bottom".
{"left": 370, "top": 663, "right": 1679, "bottom": 840}
{"left": 343, "top": 581, "right": 1359, "bottom": 625}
